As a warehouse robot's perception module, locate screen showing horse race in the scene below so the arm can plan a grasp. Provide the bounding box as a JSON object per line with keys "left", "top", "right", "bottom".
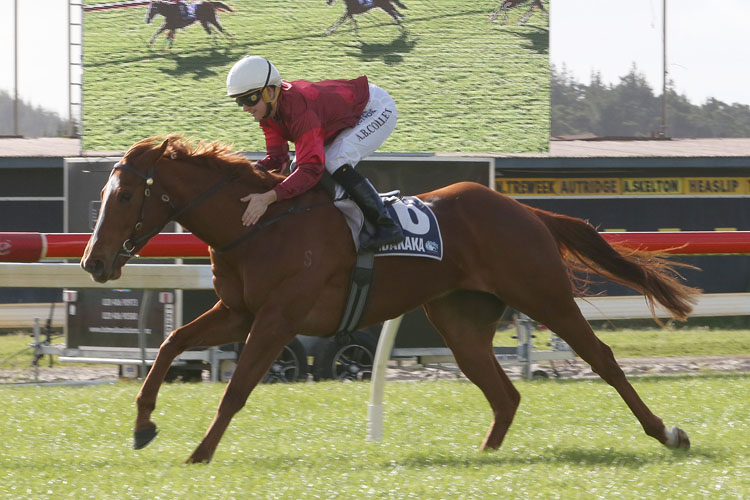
{"left": 82, "top": 0, "right": 549, "bottom": 154}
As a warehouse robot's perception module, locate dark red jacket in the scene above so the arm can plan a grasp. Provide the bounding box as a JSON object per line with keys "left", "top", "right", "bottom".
{"left": 256, "top": 76, "right": 370, "bottom": 201}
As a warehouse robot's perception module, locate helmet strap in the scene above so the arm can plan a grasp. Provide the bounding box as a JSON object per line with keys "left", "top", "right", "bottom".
{"left": 261, "top": 86, "right": 280, "bottom": 119}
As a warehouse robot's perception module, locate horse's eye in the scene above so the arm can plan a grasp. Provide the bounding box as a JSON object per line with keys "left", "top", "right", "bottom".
{"left": 118, "top": 192, "right": 132, "bottom": 202}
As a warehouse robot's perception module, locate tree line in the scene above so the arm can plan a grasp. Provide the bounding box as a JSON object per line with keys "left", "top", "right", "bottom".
{"left": 0, "top": 90, "right": 70, "bottom": 137}
{"left": 551, "top": 63, "right": 750, "bottom": 138}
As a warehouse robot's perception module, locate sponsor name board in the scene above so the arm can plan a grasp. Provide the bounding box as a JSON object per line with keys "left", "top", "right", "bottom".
{"left": 495, "top": 177, "right": 750, "bottom": 196}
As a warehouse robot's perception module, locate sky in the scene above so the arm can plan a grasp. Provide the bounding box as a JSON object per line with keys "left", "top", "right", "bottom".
{"left": 2, "top": 0, "right": 750, "bottom": 126}
{"left": 1, "top": 0, "right": 72, "bottom": 120}
{"left": 550, "top": 0, "right": 750, "bottom": 107}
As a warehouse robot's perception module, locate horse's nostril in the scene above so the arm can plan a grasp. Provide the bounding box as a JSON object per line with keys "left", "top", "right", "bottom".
{"left": 83, "top": 259, "right": 104, "bottom": 275}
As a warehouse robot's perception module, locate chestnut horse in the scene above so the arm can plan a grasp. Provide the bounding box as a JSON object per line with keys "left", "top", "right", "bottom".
{"left": 81, "top": 135, "right": 697, "bottom": 464}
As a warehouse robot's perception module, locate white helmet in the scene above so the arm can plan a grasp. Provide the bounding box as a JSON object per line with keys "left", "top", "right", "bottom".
{"left": 226, "top": 56, "right": 282, "bottom": 98}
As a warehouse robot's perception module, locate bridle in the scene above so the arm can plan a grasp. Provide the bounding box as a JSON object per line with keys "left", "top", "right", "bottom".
{"left": 111, "top": 156, "right": 332, "bottom": 258}
{"left": 112, "top": 159, "right": 238, "bottom": 258}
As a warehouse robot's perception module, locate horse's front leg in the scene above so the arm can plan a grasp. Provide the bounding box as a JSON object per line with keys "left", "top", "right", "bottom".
{"left": 148, "top": 25, "right": 168, "bottom": 47}
{"left": 326, "top": 13, "right": 349, "bottom": 35}
{"left": 519, "top": 4, "right": 535, "bottom": 23}
{"left": 186, "top": 312, "right": 297, "bottom": 464}
{"left": 133, "top": 301, "right": 252, "bottom": 450}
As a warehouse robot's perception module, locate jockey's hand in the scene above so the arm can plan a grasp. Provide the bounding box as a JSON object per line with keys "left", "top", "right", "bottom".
{"left": 240, "top": 190, "right": 277, "bottom": 226}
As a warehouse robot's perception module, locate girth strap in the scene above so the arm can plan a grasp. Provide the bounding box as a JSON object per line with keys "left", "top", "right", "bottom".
{"left": 335, "top": 250, "right": 375, "bottom": 344}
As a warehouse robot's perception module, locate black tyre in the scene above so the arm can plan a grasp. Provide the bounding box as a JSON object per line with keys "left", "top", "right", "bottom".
{"left": 262, "top": 337, "right": 308, "bottom": 383}
{"left": 312, "top": 331, "right": 377, "bottom": 381}
{"left": 164, "top": 365, "right": 204, "bottom": 383}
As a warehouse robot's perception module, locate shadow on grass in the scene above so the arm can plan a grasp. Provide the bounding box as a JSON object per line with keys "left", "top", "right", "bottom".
{"left": 519, "top": 372, "right": 750, "bottom": 386}
{"left": 88, "top": 7, "right": 523, "bottom": 70}
{"left": 504, "top": 26, "right": 548, "bottom": 55}
{"left": 344, "top": 32, "right": 418, "bottom": 64}
{"left": 393, "top": 445, "right": 717, "bottom": 469}
{"left": 156, "top": 48, "right": 238, "bottom": 79}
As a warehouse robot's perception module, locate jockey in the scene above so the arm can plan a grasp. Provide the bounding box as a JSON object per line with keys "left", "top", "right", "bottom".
{"left": 172, "top": 0, "right": 195, "bottom": 22}
{"left": 226, "top": 55, "right": 404, "bottom": 251}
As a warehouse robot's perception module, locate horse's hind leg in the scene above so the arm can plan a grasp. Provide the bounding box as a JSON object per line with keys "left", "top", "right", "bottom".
{"left": 133, "top": 301, "right": 252, "bottom": 450}
{"left": 382, "top": 7, "right": 403, "bottom": 24}
{"left": 200, "top": 20, "right": 213, "bottom": 35}
{"left": 424, "top": 291, "right": 520, "bottom": 450}
{"left": 511, "top": 289, "right": 689, "bottom": 449}
{"left": 208, "top": 19, "right": 232, "bottom": 40}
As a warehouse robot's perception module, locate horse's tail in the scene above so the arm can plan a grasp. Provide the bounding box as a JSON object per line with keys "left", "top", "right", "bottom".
{"left": 209, "top": 1, "right": 233, "bottom": 12}
{"left": 531, "top": 206, "right": 700, "bottom": 321}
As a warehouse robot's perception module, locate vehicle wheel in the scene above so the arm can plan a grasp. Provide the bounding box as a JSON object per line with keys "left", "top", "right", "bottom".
{"left": 312, "top": 331, "right": 377, "bottom": 381}
{"left": 165, "top": 365, "right": 204, "bottom": 383}
{"left": 262, "top": 337, "right": 308, "bottom": 383}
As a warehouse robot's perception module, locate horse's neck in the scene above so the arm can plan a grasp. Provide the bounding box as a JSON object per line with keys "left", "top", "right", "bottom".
{"left": 165, "top": 163, "right": 282, "bottom": 250}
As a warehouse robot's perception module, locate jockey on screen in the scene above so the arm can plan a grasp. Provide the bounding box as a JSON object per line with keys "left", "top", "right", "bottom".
{"left": 172, "top": 0, "right": 196, "bottom": 22}
{"left": 226, "top": 55, "right": 404, "bottom": 251}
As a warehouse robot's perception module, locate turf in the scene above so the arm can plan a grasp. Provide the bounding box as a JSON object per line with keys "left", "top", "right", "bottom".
{"left": 81, "top": 0, "right": 549, "bottom": 153}
{"left": 0, "top": 375, "right": 748, "bottom": 499}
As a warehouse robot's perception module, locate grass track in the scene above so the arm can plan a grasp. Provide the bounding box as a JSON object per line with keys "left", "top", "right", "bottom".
{"left": 1, "top": 375, "right": 748, "bottom": 499}
{"left": 82, "top": 0, "right": 549, "bottom": 153}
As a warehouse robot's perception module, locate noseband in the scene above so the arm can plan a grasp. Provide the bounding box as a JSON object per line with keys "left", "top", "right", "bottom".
{"left": 112, "top": 159, "right": 238, "bottom": 258}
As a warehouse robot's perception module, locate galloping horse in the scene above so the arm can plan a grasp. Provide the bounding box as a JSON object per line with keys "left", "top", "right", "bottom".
{"left": 490, "top": 0, "right": 546, "bottom": 24}
{"left": 145, "top": 1, "right": 233, "bottom": 48}
{"left": 81, "top": 135, "right": 697, "bottom": 464}
{"left": 326, "top": 0, "right": 407, "bottom": 35}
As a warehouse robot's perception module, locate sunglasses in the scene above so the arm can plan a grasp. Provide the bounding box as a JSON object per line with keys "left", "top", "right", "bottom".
{"left": 235, "top": 89, "right": 264, "bottom": 107}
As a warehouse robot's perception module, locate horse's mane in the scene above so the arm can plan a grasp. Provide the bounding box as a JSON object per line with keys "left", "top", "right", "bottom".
{"left": 124, "top": 134, "right": 285, "bottom": 190}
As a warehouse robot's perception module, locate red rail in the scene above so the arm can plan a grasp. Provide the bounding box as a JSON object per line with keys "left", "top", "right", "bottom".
{"left": 0, "top": 233, "right": 209, "bottom": 262}
{"left": 2, "top": 231, "right": 750, "bottom": 263}
{"left": 601, "top": 231, "right": 750, "bottom": 255}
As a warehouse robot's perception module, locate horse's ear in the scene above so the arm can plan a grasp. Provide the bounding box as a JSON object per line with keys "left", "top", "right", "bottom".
{"left": 156, "top": 138, "right": 170, "bottom": 158}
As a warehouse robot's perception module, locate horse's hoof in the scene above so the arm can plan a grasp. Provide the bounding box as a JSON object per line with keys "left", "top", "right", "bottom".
{"left": 185, "top": 453, "right": 211, "bottom": 464}
{"left": 665, "top": 426, "right": 690, "bottom": 450}
{"left": 134, "top": 424, "right": 158, "bottom": 449}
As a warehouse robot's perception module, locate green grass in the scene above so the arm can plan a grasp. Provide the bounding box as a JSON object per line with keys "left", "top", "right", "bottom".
{"left": 1, "top": 375, "right": 748, "bottom": 499}
{"left": 82, "top": 0, "right": 549, "bottom": 153}
{"left": 493, "top": 327, "right": 750, "bottom": 358}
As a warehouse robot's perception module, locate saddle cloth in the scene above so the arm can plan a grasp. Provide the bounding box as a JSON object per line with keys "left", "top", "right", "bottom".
{"left": 335, "top": 194, "right": 443, "bottom": 260}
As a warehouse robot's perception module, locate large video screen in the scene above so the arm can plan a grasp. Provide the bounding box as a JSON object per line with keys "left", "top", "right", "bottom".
{"left": 82, "top": 0, "right": 548, "bottom": 153}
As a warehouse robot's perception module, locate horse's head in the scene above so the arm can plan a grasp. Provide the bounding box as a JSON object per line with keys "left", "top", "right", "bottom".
{"left": 81, "top": 137, "right": 174, "bottom": 283}
{"left": 145, "top": 2, "right": 159, "bottom": 24}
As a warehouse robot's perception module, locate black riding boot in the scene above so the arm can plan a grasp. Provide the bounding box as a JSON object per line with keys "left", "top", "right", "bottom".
{"left": 332, "top": 165, "right": 404, "bottom": 251}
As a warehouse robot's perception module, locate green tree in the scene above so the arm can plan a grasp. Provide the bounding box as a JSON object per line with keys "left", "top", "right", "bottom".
{"left": 551, "top": 63, "right": 750, "bottom": 138}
